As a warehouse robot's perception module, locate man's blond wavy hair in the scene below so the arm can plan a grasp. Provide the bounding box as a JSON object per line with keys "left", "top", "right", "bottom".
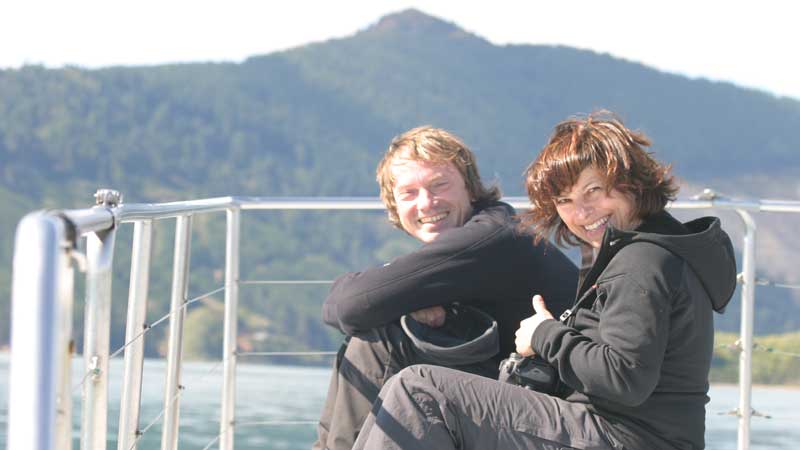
{"left": 376, "top": 126, "right": 501, "bottom": 229}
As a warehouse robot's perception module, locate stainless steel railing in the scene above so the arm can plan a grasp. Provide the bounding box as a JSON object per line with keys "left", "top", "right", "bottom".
{"left": 7, "top": 190, "right": 800, "bottom": 450}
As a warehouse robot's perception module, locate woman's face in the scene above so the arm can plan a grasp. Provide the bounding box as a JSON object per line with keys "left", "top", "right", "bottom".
{"left": 554, "top": 166, "right": 639, "bottom": 248}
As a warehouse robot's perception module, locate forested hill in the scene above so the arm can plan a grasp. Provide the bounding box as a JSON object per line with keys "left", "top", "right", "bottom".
{"left": 2, "top": 9, "right": 799, "bottom": 358}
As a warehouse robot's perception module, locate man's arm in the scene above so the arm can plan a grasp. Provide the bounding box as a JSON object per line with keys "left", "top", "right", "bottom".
{"left": 323, "top": 204, "right": 517, "bottom": 335}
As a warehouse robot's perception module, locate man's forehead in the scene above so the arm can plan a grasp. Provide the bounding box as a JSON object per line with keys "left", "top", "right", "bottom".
{"left": 390, "top": 158, "right": 460, "bottom": 184}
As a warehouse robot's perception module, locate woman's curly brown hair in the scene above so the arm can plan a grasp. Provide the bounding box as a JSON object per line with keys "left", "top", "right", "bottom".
{"left": 520, "top": 111, "right": 678, "bottom": 246}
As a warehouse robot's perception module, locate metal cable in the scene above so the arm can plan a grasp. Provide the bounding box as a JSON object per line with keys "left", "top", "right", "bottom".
{"left": 71, "top": 368, "right": 96, "bottom": 393}
{"left": 237, "top": 351, "right": 337, "bottom": 357}
{"left": 239, "top": 280, "right": 333, "bottom": 285}
{"left": 71, "top": 286, "right": 227, "bottom": 394}
{"left": 754, "top": 277, "right": 800, "bottom": 290}
{"left": 199, "top": 420, "right": 317, "bottom": 450}
{"left": 128, "top": 386, "right": 185, "bottom": 450}
{"left": 109, "top": 286, "right": 226, "bottom": 360}
{"left": 236, "top": 420, "right": 318, "bottom": 427}
{"left": 753, "top": 342, "right": 800, "bottom": 359}
{"left": 200, "top": 434, "right": 223, "bottom": 450}
{"left": 715, "top": 340, "right": 800, "bottom": 360}
{"left": 128, "top": 359, "right": 226, "bottom": 450}
{"left": 737, "top": 273, "right": 800, "bottom": 290}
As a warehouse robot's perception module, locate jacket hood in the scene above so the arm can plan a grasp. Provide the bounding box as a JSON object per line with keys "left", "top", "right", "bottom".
{"left": 606, "top": 211, "right": 737, "bottom": 312}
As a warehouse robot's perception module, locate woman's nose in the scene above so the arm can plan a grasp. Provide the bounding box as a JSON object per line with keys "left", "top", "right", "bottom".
{"left": 576, "top": 202, "right": 593, "bottom": 219}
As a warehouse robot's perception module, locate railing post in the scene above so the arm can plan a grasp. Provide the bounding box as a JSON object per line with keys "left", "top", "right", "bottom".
{"left": 735, "top": 210, "right": 756, "bottom": 450}
{"left": 118, "top": 220, "right": 154, "bottom": 450}
{"left": 7, "top": 213, "right": 67, "bottom": 450}
{"left": 219, "top": 207, "right": 241, "bottom": 450}
{"left": 80, "top": 226, "right": 118, "bottom": 450}
{"left": 161, "top": 215, "right": 193, "bottom": 450}
{"left": 56, "top": 229, "right": 76, "bottom": 450}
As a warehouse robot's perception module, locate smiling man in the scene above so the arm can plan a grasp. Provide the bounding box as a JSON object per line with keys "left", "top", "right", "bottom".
{"left": 313, "top": 126, "right": 578, "bottom": 450}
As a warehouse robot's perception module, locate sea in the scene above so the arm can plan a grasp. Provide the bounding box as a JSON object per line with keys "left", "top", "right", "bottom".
{"left": 1, "top": 353, "right": 798, "bottom": 450}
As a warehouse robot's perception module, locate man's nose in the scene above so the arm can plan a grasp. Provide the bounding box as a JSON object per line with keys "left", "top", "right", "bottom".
{"left": 417, "top": 189, "right": 435, "bottom": 210}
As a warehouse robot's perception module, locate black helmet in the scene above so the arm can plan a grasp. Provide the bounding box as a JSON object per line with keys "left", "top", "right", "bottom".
{"left": 400, "top": 304, "right": 499, "bottom": 366}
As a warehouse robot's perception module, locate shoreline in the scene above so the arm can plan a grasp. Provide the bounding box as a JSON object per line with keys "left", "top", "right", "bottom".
{"left": 1, "top": 350, "right": 798, "bottom": 389}
{"left": 711, "top": 382, "right": 800, "bottom": 390}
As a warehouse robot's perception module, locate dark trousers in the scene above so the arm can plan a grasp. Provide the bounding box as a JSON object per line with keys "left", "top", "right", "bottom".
{"left": 352, "top": 365, "right": 621, "bottom": 450}
{"left": 312, "top": 324, "right": 497, "bottom": 450}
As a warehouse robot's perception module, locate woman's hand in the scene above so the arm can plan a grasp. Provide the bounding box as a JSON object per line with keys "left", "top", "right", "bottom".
{"left": 515, "top": 295, "right": 555, "bottom": 356}
{"left": 410, "top": 305, "right": 447, "bottom": 328}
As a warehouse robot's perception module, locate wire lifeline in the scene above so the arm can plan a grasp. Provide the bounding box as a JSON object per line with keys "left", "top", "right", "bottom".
{"left": 236, "top": 420, "right": 318, "bottom": 426}
{"left": 239, "top": 280, "right": 334, "bottom": 285}
{"left": 109, "top": 286, "right": 226, "bottom": 359}
{"left": 70, "top": 286, "right": 228, "bottom": 394}
{"left": 237, "top": 351, "right": 338, "bottom": 357}
{"left": 128, "top": 386, "right": 185, "bottom": 450}
{"left": 128, "top": 359, "right": 226, "bottom": 450}
{"left": 715, "top": 341, "right": 800, "bottom": 359}
{"left": 753, "top": 343, "right": 800, "bottom": 359}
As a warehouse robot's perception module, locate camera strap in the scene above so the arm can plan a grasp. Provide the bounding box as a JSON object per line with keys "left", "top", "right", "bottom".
{"left": 558, "top": 284, "right": 598, "bottom": 323}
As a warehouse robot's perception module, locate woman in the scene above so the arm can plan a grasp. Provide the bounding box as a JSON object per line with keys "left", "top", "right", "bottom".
{"left": 352, "top": 111, "right": 737, "bottom": 450}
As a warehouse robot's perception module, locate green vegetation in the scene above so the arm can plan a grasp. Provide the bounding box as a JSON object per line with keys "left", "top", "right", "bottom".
{"left": 2, "top": 10, "right": 800, "bottom": 368}
{"left": 711, "top": 332, "right": 800, "bottom": 385}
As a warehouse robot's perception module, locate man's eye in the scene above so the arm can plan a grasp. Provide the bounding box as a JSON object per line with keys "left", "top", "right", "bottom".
{"left": 397, "top": 191, "right": 415, "bottom": 200}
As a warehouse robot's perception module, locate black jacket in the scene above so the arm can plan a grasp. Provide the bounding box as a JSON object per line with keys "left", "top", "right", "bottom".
{"left": 323, "top": 201, "right": 578, "bottom": 362}
{"left": 532, "top": 211, "right": 737, "bottom": 450}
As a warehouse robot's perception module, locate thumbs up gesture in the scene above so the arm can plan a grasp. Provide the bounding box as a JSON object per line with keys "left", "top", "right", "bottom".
{"left": 514, "top": 295, "right": 555, "bottom": 357}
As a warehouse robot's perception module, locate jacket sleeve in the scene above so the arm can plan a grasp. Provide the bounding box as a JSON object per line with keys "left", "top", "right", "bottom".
{"left": 531, "top": 244, "right": 678, "bottom": 406}
{"left": 323, "top": 207, "right": 521, "bottom": 335}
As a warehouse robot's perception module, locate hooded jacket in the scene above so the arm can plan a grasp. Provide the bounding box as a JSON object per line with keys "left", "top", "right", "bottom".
{"left": 532, "top": 211, "right": 737, "bottom": 450}
{"left": 323, "top": 201, "right": 578, "bottom": 363}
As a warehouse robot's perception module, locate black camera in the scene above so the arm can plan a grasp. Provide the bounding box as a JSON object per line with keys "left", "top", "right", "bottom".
{"left": 498, "top": 352, "right": 558, "bottom": 394}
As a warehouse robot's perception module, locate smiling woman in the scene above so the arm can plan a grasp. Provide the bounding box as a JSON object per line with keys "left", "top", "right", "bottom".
{"left": 523, "top": 111, "right": 678, "bottom": 248}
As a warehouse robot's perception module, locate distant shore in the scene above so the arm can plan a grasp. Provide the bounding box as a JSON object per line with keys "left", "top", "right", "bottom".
{"left": 1, "top": 350, "right": 798, "bottom": 390}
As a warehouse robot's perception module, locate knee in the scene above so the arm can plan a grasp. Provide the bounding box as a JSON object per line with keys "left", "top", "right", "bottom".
{"left": 391, "top": 364, "right": 443, "bottom": 388}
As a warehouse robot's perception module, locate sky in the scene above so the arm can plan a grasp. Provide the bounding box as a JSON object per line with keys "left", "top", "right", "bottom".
{"left": 2, "top": 0, "right": 799, "bottom": 100}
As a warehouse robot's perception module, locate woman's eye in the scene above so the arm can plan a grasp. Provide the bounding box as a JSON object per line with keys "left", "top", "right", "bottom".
{"left": 555, "top": 198, "right": 571, "bottom": 205}
{"left": 586, "top": 186, "right": 602, "bottom": 197}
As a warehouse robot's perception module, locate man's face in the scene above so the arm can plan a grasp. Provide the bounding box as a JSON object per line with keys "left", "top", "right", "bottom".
{"left": 390, "top": 158, "right": 473, "bottom": 243}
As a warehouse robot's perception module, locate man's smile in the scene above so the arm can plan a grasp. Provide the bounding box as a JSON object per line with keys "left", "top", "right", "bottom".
{"left": 419, "top": 212, "right": 449, "bottom": 224}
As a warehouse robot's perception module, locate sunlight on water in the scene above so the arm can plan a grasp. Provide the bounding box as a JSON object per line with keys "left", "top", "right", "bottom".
{"left": 1, "top": 354, "right": 798, "bottom": 449}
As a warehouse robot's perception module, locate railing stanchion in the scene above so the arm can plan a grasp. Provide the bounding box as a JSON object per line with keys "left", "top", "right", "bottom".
{"left": 735, "top": 210, "right": 757, "bottom": 450}
{"left": 81, "top": 225, "right": 118, "bottom": 450}
{"left": 161, "top": 215, "right": 193, "bottom": 450}
{"left": 56, "top": 230, "right": 76, "bottom": 450}
{"left": 7, "top": 214, "right": 67, "bottom": 450}
{"left": 118, "top": 220, "right": 154, "bottom": 450}
{"left": 220, "top": 207, "right": 241, "bottom": 450}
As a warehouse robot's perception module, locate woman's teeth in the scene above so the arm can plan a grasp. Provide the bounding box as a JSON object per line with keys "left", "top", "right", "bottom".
{"left": 584, "top": 216, "right": 609, "bottom": 231}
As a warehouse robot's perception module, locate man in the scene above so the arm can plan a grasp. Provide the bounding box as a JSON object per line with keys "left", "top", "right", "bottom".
{"left": 313, "top": 126, "right": 577, "bottom": 450}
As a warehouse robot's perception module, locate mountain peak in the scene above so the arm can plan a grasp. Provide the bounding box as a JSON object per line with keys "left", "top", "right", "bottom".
{"left": 365, "top": 9, "right": 472, "bottom": 38}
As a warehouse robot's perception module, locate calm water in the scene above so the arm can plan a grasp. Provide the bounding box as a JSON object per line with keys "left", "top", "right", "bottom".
{"left": 1, "top": 353, "right": 798, "bottom": 449}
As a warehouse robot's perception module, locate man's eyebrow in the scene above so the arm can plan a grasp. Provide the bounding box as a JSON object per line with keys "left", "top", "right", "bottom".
{"left": 393, "top": 179, "right": 416, "bottom": 191}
